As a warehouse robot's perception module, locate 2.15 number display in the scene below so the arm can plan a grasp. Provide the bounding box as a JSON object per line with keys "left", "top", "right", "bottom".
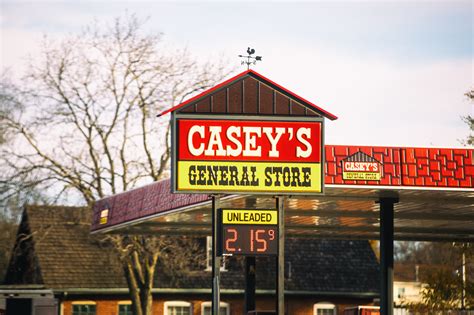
{"left": 223, "top": 225, "right": 277, "bottom": 255}
{"left": 218, "top": 209, "right": 278, "bottom": 256}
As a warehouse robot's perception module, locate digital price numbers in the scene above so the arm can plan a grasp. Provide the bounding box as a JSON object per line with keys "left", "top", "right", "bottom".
{"left": 219, "top": 209, "right": 278, "bottom": 256}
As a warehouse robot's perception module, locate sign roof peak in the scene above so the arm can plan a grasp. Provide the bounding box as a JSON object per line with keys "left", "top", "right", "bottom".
{"left": 158, "top": 69, "right": 338, "bottom": 120}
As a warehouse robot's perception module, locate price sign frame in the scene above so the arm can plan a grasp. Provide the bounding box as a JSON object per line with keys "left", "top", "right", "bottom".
{"left": 171, "top": 115, "right": 325, "bottom": 195}
{"left": 218, "top": 208, "right": 279, "bottom": 256}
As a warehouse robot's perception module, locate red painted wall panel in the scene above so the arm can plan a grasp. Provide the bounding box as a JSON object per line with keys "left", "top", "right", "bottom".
{"left": 324, "top": 145, "right": 473, "bottom": 189}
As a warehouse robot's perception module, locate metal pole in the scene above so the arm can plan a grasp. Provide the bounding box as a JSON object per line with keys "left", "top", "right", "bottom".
{"left": 245, "top": 256, "right": 256, "bottom": 313}
{"left": 276, "top": 196, "right": 285, "bottom": 315}
{"left": 244, "top": 197, "right": 256, "bottom": 314}
{"left": 379, "top": 197, "right": 398, "bottom": 315}
{"left": 462, "top": 249, "right": 466, "bottom": 310}
{"left": 212, "top": 195, "right": 221, "bottom": 315}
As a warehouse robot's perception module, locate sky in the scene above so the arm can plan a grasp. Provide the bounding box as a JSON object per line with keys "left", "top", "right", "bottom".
{"left": 1, "top": 0, "right": 473, "bottom": 148}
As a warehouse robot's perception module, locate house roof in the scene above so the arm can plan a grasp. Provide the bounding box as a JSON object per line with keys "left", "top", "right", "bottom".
{"left": 4, "top": 205, "right": 379, "bottom": 295}
{"left": 157, "top": 69, "right": 338, "bottom": 120}
{"left": 4, "top": 205, "right": 125, "bottom": 289}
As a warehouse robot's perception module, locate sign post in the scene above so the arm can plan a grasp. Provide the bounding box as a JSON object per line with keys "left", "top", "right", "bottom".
{"left": 212, "top": 195, "right": 221, "bottom": 315}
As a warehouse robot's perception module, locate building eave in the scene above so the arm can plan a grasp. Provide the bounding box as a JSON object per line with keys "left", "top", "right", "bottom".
{"left": 44, "top": 287, "right": 379, "bottom": 299}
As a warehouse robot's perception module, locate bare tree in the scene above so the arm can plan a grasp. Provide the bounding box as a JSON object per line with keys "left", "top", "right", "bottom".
{"left": 463, "top": 88, "right": 473, "bottom": 146}
{"left": 0, "top": 15, "right": 232, "bottom": 315}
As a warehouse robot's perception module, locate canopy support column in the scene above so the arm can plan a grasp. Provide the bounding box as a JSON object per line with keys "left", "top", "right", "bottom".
{"left": 244, "top": 257, "right": 256, "bottom": 313}
{"left": 378, "top": 197, "right": 398, "bottom": 315}
{"left": 276, "top": 196, "right": 285, "bottom": 315}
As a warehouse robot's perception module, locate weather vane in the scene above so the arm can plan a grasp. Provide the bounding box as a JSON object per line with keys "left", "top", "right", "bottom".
{"left": 239, "top": 47, "right": 262, "bottom": 70}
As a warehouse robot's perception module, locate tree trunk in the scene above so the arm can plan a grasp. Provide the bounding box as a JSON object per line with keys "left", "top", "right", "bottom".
{"left": 123, "top": 263, "right": 143, "bottom": 315}
{"left": 121, "top": 251, "right": 158, "bottom": 315}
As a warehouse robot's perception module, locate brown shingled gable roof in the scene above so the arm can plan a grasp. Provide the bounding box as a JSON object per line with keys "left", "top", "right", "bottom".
{"left": 5, "top": 206, "right": 125, "bottom": 289}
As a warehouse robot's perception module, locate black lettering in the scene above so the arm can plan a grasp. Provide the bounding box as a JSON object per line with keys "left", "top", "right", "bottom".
{"left": 283, "top": 167, "right": 291, "bottom": 186}
{"left": 291, "top": 167, "right": 301, "bottom": 187}
{"left": 219, "top": 166, "right": 229, "bottom": 185}
{"left": 229, "top": 213, "right": 238, "bottom": 222}
{"left": 240, "top": 167, "right": 250, "bottom": 186}
{"left": 207, "top": 165, "right": 219, "bottom": 185}
{"left": 249, "top": 213, "right": 254, "bottom": 222}
{"left": 197, "top": 165, "right": 206, "bottom": 185}
{"left": 188, "top": 165, "right": 196, "bottom": 185}
{"left": 255, "top": 213, "right": 260, "bottom": 221}
{"left": 302, "top": 167, "right": 311, "bottom": 187}
{"left": 273, "top": 167, "right": 283, "bottom": 186}
{"left": 251, "top": 167, "right": 259, "bottom": 186}
{"left": 229, "top": 166, "right": 238, "bottom": 186}
{"left": 265, "top": 167, "right": 273, "bottom": 186}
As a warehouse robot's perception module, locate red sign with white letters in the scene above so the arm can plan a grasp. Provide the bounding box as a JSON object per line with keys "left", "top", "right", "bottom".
{"left": 177, "top": 119, "right": 321, "bottom": 162}
{"left": 174, "top": 118, "right": 323, "bottom": 194}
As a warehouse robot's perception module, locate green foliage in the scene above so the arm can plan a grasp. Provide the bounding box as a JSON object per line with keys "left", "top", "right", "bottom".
{"left": 398, "top": 243, "right": 473, "bottom": 313}
{"left": 421, "top": 269, "right": 464, "bottom": 310}
{"left": 402, "top": 267, "right": 473, "bottom": 312}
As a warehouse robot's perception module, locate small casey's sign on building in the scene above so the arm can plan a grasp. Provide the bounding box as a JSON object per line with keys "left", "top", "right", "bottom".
{"left": 341, "top": 151, "right": 382, "bottom": 181}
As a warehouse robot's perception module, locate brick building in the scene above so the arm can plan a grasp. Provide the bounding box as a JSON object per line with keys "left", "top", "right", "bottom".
{"left": 1, "top": 205, "right": 379, "bottom": 315}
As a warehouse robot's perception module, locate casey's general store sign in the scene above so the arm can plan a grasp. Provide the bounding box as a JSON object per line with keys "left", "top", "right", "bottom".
{"left": 173, "top": 118, "right": 323, "bottom": 194}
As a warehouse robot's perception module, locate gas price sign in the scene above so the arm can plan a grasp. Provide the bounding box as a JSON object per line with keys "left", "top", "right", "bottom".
{"left": 218, "top": 209, "right": 278, "bottom": 256}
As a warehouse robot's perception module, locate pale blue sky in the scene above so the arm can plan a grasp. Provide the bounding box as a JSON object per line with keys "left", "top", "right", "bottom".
{"left": 1, "top": 1, "right": 473, "bottom": 147}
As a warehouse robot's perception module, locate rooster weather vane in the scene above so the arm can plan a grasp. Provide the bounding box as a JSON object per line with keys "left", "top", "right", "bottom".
{"left": 239, "top": 47, "right": 262, "bottom": 70}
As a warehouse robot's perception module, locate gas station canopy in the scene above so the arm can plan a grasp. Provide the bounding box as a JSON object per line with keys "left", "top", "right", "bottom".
{"left": 91, "top": 145, "right": 474, "bottom": 242}
{"left": 91, "top": 70, "right": 473, "bottom": 242}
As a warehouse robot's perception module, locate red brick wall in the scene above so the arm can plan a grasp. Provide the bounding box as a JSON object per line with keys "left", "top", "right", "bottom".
{"left": 62, "top": 296, "right": 374, "bottom": 315}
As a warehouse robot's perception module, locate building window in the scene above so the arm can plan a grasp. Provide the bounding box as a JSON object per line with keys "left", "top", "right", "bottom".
{"left": 201, "top": 301, "right": 230, "bottom": 315}
{"left": 206, "top": 236, "right": 227, "bottom": 271}
{"left": 72, "top": 302, "right": 96, "bottom": 315}
{"left": 313, "top": 302, "right": 336, "bottom": 315}
{"left": 118, "top": 301, "right": 132, "bottom": 315}
{"left": 164, "top": 301, "right": 192, "bottom": 315}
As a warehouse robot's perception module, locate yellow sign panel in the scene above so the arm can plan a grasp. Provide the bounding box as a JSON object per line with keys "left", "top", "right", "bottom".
{"left": 177, "top": 161, "right": 321, "bottom": 193}
{"left": 343, "top": 172, "right": 381, "bottom": 180}
{"left": 99, "top": 209, "right": 109, "bottom": 225}
{"left": 222, "top": 209, "right": 278, "bottom": 225}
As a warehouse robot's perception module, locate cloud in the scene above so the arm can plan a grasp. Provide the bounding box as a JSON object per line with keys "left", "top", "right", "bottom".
{"left": 1, "top": 2, "right": 472, "bottom": 149}
{"left": 0, "top": 28, "right": 44, "bottom": 75}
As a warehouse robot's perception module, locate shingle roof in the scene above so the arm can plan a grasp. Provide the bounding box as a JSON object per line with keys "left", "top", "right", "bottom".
{"left": 92, "top": 179, "right": 210, "bottom": 231}
{"left": 5, "top": 205, "right": 125, "bottom": 289}
{"left": 5, "top": 205, "right": 379, "bottom": 295}
{"left": 162, "top": 238, "right": 380, "bottom": 294}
